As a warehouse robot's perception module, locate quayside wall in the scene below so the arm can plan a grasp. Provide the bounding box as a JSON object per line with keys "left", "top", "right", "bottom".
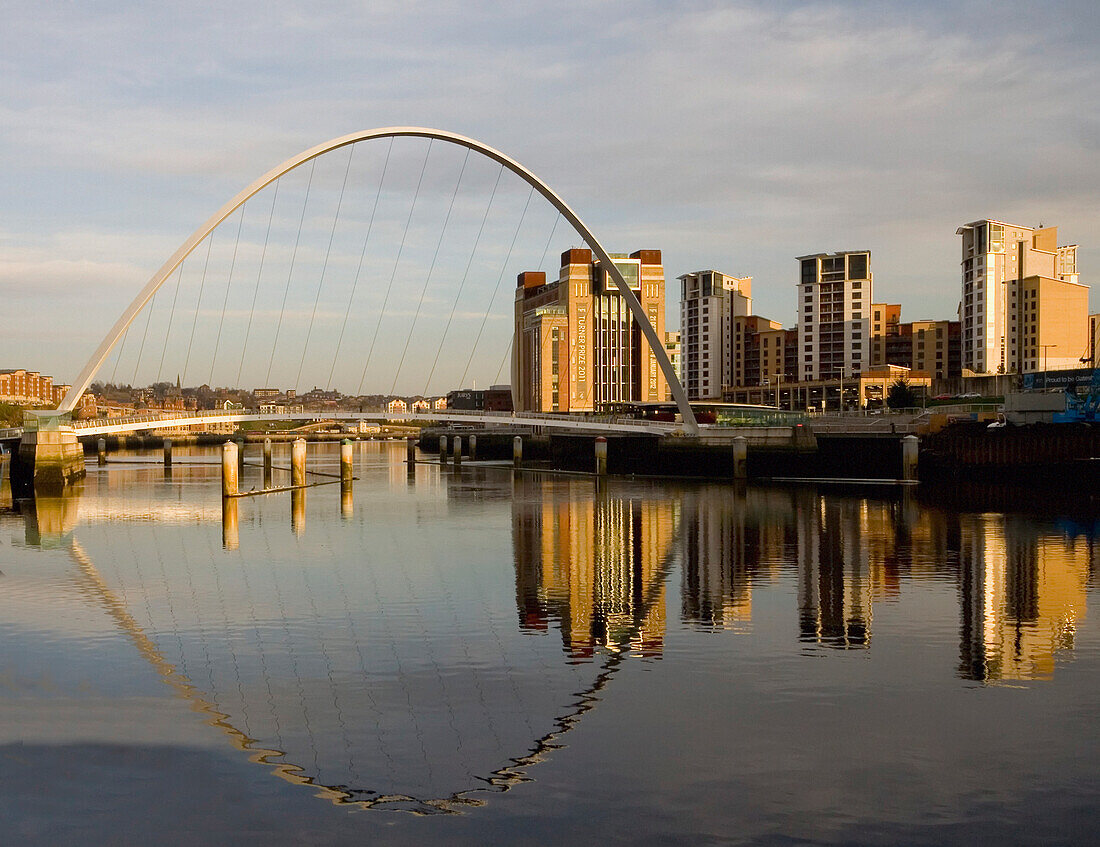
{"left": 921, "top": 421, "right": 1100, "bottom": 485}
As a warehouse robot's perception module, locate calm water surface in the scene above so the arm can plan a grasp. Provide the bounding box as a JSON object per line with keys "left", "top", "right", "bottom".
{"left": 1, "top": 441, "right": 1099, "bottom": 845}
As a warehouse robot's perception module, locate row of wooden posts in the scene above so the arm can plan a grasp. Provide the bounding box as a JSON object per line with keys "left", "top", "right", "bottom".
{"left": 216, "top": 437, "right": 354, "bottom": 498}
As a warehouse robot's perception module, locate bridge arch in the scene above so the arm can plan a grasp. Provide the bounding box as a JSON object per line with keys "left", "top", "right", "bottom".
{"left": 59, "top": 128, "right": 697, "bottom": 434}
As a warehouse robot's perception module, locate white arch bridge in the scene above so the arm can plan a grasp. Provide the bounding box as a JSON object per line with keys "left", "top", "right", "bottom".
{"left": 57, "top": 126, "right": 697, "bottom": 433}
{"left": 68, "top": 407, "right": 678, "bottom": 438}
{"left": 13, "top": 127, "right": 706, "bottom": 486}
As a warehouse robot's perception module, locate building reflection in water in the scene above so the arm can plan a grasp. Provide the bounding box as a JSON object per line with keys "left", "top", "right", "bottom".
{"left": 957, "top": 513, "right": 1091, "bottom": 682}
{"left": 4, "top": 451, "right": 1094, "bottom": 693}
{"left": 672, "top": 483, "right": 1094, "bottom": 682}
{"left": 512, "top": 474, "right": 677, "bottom": 657}
{"left": 675, "top": 486, "right": 932, "bottom": 647}
{"left": 679, "top": 485, "right": 775, "bottom": 631}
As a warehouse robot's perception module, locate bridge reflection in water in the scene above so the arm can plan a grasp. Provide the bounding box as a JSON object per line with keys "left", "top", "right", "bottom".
{"left": 1, "top": 449, "right": 1097, "bottom": 817}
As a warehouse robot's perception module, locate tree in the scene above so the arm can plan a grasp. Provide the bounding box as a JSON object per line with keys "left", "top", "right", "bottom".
{"left": 886, "top": 378, "right": 917, "bottom": 409}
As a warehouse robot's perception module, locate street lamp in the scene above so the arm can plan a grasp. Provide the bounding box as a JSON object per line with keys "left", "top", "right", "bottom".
{"left": 1040, "top": 344, "right": 1056, "bottom": 386}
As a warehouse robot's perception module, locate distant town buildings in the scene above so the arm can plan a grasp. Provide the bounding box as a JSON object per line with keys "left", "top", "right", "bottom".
{"left": 513, "top": 249, "right": 667, "bottom": 413}
{"left": 0, "top": 369, "right": 71, "bottom": 406}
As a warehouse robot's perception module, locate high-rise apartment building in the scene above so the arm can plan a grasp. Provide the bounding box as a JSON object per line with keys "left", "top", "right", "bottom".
{"left": 957, "top": 220, "right": 1084, "bottom": 374}
{"left": 513, "top": 249, "right": 667, "bottom": 413}
{"left": 678, "top": 271, "right": 751, "bottom": 400}
{"left": 797, "top": 251, "right": 872, "bottom": 381}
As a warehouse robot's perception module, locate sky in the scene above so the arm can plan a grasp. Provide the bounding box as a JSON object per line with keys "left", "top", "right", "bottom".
{"left": 1, "top": 0, "right": 1098, "bottom": 394}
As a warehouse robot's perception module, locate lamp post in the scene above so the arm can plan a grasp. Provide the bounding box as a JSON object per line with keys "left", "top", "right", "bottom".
{"left": 1040, "top": 344, "right": 1056, "bottom": 387}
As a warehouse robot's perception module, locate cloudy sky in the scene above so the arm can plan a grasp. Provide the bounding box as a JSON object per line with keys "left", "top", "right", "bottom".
{"left": 2, "top": 0, "right": 1097, "bottom": 391}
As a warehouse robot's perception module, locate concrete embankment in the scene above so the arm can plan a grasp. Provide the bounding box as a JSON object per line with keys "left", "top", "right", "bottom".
{"left": 920, "top": 421, "right": 1100, "bottom": 484}
{"left": 420, "top": 426, "right": 916, "bottom": 480}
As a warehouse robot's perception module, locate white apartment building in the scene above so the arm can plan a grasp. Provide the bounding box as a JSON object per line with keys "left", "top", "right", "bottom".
{"left": 957, "top": 220, "right": 1081, "bottom": 374}
{"left": 678, "top": 271, "right": 752, "bottom": 400}
{"left": 797, "top": 251, "right": 872, "bottom": 381}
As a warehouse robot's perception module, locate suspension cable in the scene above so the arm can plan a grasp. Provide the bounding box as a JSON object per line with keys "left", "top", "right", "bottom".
{"left": 182, "top": 230, "right": 216, "bottom": 385}
{"left": 266, "top": 159, "right": 316, "bottom": 388}
{"left": 131, "top": 289, "right": 158, "bottom": 387}
{"left": 356, "top": 139, "right": 433, "bottom": 396}
{"left": 209, "top": 203, "right": 247, "bottom": 386}
{"left": 459, "top": 183, "right": 534, "bottom": 390}
{"left": 109, "top": 326, "right": 129, "bottom": 387}
{"left": 156, "top": 263, "right": 186, "bottom": 384}
{"left": 538, "top": 214, "right": 561, "bottom": 271}
{"left": 486, "top": 214, "right": 560, "bottom": 399}
{"left": 295, "top": 145, "right": 354, "bottom": 393}
{"left": 391, "top": 148, "right": 470, "bottom": 395}
{"left": 327, "top": 137, "right": 393, "bottom": 391}
{"left": 493, "top": 335, "right": 513, "bottom": 386}
{"left": 422, "top": 165, "right": 504, "bottom": 396}
{"left": 237, "top": 179, "right": 280, "bottom": 389}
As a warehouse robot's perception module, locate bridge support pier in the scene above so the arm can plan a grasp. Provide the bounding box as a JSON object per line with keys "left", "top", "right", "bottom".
{"left": 291, "top": 438, "right": 307, "bottom": 487}
{"left": 468, "top": 434, "right": 477, "bottom": 461}
{"left": 732, "top": 436, "right": 748, "bottom": 480}
{"left": 13, "top": 411, "right": 86, "bottom": 497}
{"left": 594, "top": 437, "right": 607, "bottom": 476}
{"left": 341, "top": 439, "right": 354, "bottom": 488}
{"left": 453, "top": 436, "right": 462, "bottom": 468}
{"left": 263, "top": 438, "right": 273, "bottom": 489}
{"left": 439, "top": 435, "right": 448, "bottom": 465}
{"left": 222, "top": 441, "right": 238, "bottom": 497}
{"left": 97, "top": 438, "right": 106, "bottom": 467}
{"left": 163, "top": 439, "right": 172, "bottom": 469}
{"left": 406, "top": 436, "right": 416, "bottom": 467}
{"left": 901, "top": 435, "right": 919, "bottom": 481}
{"left": 513, "top": 436, "right": 523, "bottom": 469}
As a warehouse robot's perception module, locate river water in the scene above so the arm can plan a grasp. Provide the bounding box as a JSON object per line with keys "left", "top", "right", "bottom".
{"left": 1, "top": 441, "right": 1098, "bottom": 845}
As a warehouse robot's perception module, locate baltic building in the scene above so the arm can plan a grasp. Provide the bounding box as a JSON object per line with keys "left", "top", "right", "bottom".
{"left": 512, "top": 249, "right": 668, "bottom": 413}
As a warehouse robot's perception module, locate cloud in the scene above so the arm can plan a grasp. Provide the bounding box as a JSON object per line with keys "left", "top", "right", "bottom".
{"left": 1, "top": 0, "right": 1097, "bottom": 382}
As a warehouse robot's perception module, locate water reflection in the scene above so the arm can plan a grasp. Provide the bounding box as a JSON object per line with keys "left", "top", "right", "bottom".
{"left": 673, "top": 483, "right": 1096, "bottom": 680}
{"left": 3, "top": 449, "right": 1099, "bottom": 828}
{"left": 512, "top": 474, "right": 676, "bottom": 658}
{"left": 958, "top": 513, "right": 1091, "bottom": 682}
